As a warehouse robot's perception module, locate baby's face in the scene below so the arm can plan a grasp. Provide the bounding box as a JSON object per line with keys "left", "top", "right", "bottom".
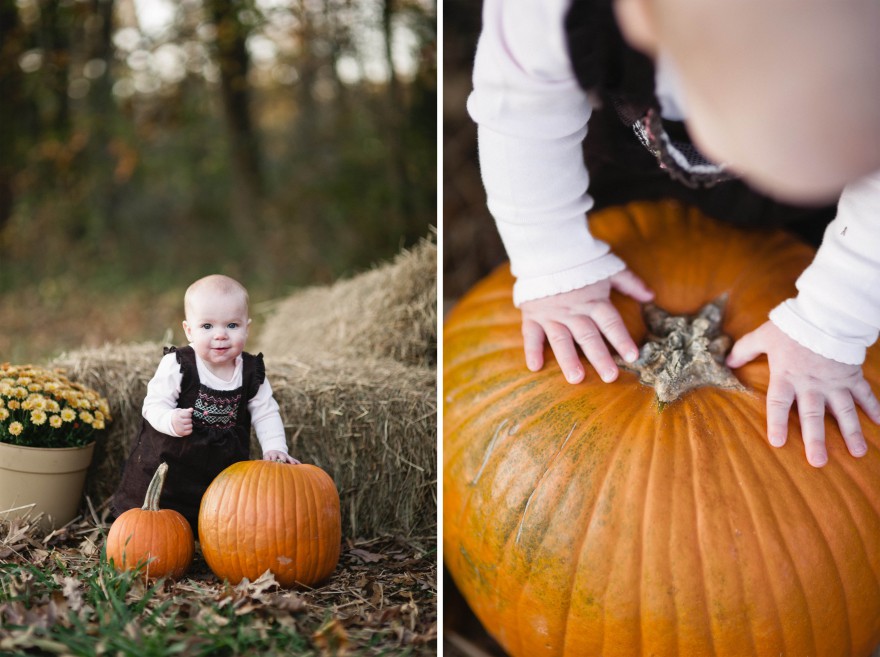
{"left": 182, "top": 291, "right": 251, "bottom": 377}
{"left": 615, "top": 0, "right": 880, "bottom": 202}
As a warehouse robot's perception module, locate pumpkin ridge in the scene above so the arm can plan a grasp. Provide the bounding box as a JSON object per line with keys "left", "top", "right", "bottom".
{"left": 285, "top": 464, "right": 297, "bottom": 584}
{"left": 543, "top": 391, "right": 639, "bottom": 657}
{"left": 827, "top": 452, "right": 880, "bottom": 601}
{"left": 472, "top": 419, "right": 510, "bottom": 486}
{"left": 635, "top": 388, "right": 665, "bottom": 657}
{"left": 443, "top": 342, "right": 544, "bottom": 431}
{"left": 247, "top": 464, "right": 261, "bottom": 580}
{"left": 715, "top": 392, "right": 822, "bottom": 655}
{"left": 514, "top": 421, "right": 578, "bottom": 547}
{"left": 678, "top": 397, "right": 716, "bottom": 656}
{"left": 297, "top": 466, "right": 317, "bottom": 581}
{"left": 234, "top": 465, "right": 249, "bottom": 582}
{"left": 690, "top": 393, "right": 764, "bottom": 657}
{"left": 444, "top": 370, "right": 557, "bottom": 468}
{"left": 294, "top": 466, "right": 307, "bottom": 585}
{"left": 274, "top": 462, "right": 288, "bottom": 570}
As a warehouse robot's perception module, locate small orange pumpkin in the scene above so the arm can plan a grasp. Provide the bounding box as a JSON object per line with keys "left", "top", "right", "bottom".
{"left": 198, "top": 461, "right": 342, "bottom": 588}
{"left": 444, "top": 201, "right": 880, "bottom": 657}
{"left": 106, "top": 462, "right": 194, "bottom": 580}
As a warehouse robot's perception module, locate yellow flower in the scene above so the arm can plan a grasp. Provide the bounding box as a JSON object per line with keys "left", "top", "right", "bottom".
{"left": 79, "top": 411, "right": 94, "bottom": 424}
{"left": 49, "top": 415, "right": 62, "bottom": 428}
{"left": 92, "top": 419, "right": 105, "bottom": 430}
{"left": 60, "top": 408, "right": 76, "bottom": 422}
{"left": 8, "top": 421, "right": 23, "bottom": 436}
{"left": 27, "top": 383, "right": 42, "bottom": 392}
{"left": 12, "top": 387, "right": 28, "bottom": 399}
{"left": 30, "top": 410, "right": 47, "bottom": 425}
{"left": 47, "top": 400, "right": 60, "bottom": 413}
{"left": 0, "top": 408, "right": 8, "bottom": 421}
{"left": 7, "top": 400, "right": 20, "bottom": 410}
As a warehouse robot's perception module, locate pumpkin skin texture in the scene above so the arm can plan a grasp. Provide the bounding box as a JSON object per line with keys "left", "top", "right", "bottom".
{"left": 198, "top": 461, "right": 341, "bottom": 588}
{"left": 444, "top": 201, "right": 880, "bottom": 657}
{"left": 106, "top": 462, "right": 195, "bottom": 580}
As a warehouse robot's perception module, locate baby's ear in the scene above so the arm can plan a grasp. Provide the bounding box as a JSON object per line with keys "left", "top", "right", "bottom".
{"left": 182, "top": 320, "right": 191, "bottom": 339}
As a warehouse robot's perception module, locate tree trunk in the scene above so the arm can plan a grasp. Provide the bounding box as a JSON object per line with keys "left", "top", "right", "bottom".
{"left": 83, "top": 0, "right": 117, "bottom": 246}
{"left": 0, "top": 1, "right": 26, "bottom": 234}
{"left": 205, "top": 0, "right": 263, "bottom": 230}
{"left": 380, "top": 0, "right": 414, "bottom": 234}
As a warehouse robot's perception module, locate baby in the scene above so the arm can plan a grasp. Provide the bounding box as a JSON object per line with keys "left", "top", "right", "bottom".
{"left": 112, "top": 274, "right": 299, "bottom": 532}
{"left": 468, "top": 0, "right": 880, "bottom": 467}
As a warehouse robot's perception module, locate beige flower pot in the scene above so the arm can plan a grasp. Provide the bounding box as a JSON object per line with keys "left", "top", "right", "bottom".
{"left": 0, "top": 441, "right": 95, "bottom": 531}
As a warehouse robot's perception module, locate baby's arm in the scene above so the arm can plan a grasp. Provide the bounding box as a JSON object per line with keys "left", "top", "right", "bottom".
{"left": 728, "top": 170, "right": 880, "bottom": 465}
{"left": 142, "top": 352, "right": 193, "bottom": 437}
{"left": 470, "top": 0, "right": 652, "bottom": 382}
{"left": 249, "top": 377, "right": 300, "bottom": 464}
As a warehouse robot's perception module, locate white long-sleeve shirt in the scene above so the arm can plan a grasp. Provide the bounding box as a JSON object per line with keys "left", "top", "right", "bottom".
{"left": 142, "top": 350, "right": 289, "bottom": 454}
{"left": 468, "top": 0, "right": 880, "bottom": 364}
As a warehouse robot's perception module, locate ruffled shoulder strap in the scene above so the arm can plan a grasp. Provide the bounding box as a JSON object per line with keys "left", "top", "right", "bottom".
{"left": 241, "top": 351, "right": 266, "bottom": 400}
{"left": 166, "top": 345, "right": 199, "bottom": 393}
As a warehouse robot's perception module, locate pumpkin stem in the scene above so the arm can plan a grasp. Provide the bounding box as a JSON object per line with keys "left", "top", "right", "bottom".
{"left": 142, "top": 462, "right": 169, "bottom": 511}
{"left": 616, "top": 295, "right": 745, "bottom": 404}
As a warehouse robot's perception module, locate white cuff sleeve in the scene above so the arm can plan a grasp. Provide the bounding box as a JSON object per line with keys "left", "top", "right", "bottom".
{"left": 142, "top": 352, "right": 183, "bottom": 437}
{"left": 770, "top": 170, "right": 880, "bottom": 364}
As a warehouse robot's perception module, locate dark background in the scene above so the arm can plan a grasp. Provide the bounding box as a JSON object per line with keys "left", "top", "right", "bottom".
{"left": 443, "top": 1, "right": 507, "bottom": 655}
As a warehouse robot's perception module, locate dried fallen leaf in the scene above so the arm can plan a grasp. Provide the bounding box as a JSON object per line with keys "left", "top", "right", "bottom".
{"left": 349, "top": 548, "right": 386, "bottom": 563}
{"left": 312, "top": 617, "right": 349, "bottom": 657}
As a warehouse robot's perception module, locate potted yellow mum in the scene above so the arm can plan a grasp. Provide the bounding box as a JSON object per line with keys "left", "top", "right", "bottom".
{"left": 0, "top": 363, "right": 111, "bottom": 530}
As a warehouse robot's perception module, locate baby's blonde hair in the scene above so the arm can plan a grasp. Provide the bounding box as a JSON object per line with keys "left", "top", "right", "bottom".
{"left": 184, "top": 275, "right": 249, "bottom": 318}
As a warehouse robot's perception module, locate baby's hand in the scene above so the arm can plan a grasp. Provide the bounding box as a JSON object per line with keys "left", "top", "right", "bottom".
{"left": 263, "top": 450, "right": 301, "bottom": 464}
{"left": 171, "top": 408, "right": 194, "bottom": 436}
{"left": 520, "top": 269, "right": 654, "bottom": 384}
{"left": 728, "top": 321, "right": 880, "bottom": 467}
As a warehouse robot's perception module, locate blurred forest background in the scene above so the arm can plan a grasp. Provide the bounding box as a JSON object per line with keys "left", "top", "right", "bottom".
{"left": 0, "top": 0, "right": 436, "bottom": 362}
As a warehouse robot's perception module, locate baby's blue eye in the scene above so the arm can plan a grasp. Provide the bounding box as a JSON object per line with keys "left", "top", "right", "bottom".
{"left": 201, "top": 323, "right": 212, "bottom": 330}
{"left": 227, "top": 323, "right": 238, "bottom": 329}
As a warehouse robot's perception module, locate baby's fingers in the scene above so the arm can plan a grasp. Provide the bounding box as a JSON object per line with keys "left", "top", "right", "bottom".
{"left": 851, "top": 378, "right": 880, "bottom": 424}
{"left": 797, "top": 390, "right": 828, "bottom": 467}
{"left": 522, "top": 319, "right": 547, "bottom": 373}
{"left": 589, "top": 303, "right": 639, "bottom": 364}
{"left": 827, "top": 390, "right": 867, "bottom": 458}
{"left": 568, "top": 316, "right": 617, "bottom": 383}
{"left": 610, "top": 269, "right": 654, "bottom": 303}
{"left": 544, "top": 321, "right": 584, "bottom": 384}
{"left": 766, "top": 377, "right": 794, "bottom": 447}
{"left": 726, "top": 330, "right": 766, "bottom": 369}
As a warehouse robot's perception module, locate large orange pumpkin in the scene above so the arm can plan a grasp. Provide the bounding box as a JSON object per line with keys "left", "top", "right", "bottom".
{"left": 198, "top": 461, "right": 342, "bottom": 588}
{"left": 444, "top": 201, "right": 880, "bottom": 657}
{"left": 105, "top": 462, "right": 194, "bottom": 580}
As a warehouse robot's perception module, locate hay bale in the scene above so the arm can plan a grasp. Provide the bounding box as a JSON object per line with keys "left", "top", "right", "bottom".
{"left": 256, "top": 236, "right": 437, "bottom": 368}
{"left": 51, "top": 343, "right": 436, "bottom": 539}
